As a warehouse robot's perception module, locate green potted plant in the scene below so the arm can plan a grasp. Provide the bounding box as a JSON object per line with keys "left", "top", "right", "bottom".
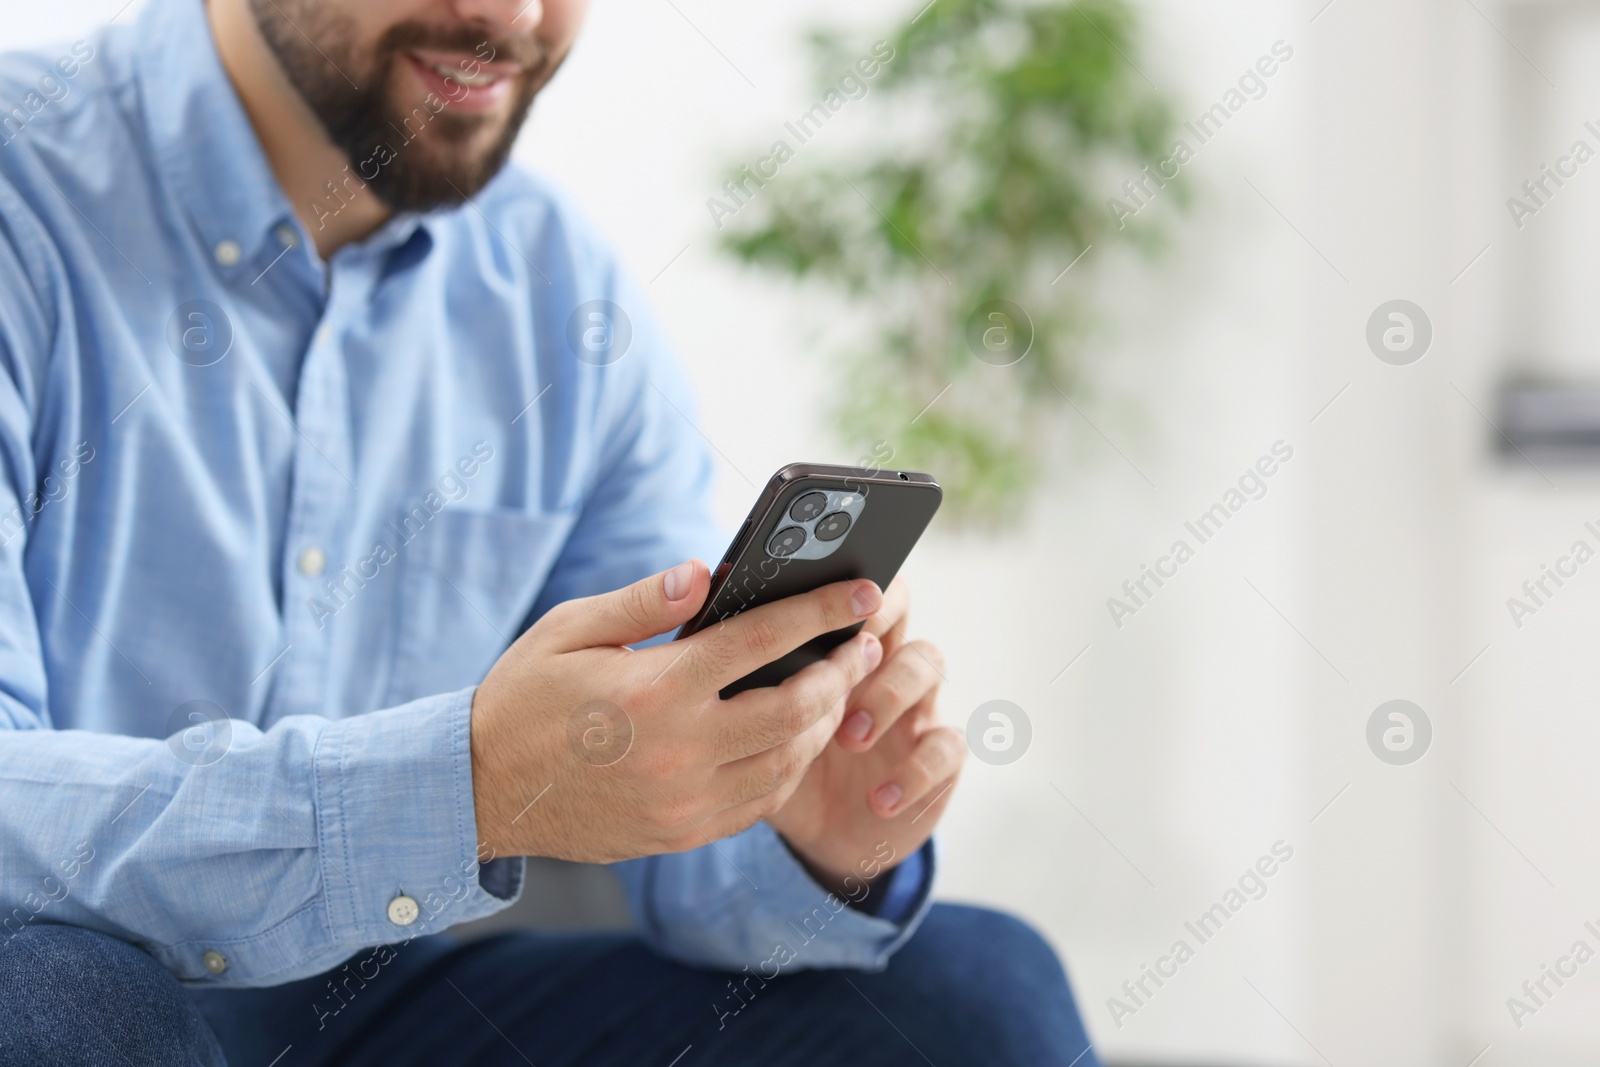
{"left": 716, "top": 0, "right": 1185, "bottom": 522}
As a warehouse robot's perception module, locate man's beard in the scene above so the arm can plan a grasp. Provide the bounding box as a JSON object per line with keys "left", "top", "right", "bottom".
{"left": 246, "top": 1, "right": 552, "bottom": 211}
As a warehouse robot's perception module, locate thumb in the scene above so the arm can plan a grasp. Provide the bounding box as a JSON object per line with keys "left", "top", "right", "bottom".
{"left": 550, "top": 559, "right": 710, "bottom": 651}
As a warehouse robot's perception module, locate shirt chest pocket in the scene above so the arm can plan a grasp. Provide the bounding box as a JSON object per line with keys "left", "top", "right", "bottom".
{"left": 383, "top": 506, "right": 577, "bottom": 707}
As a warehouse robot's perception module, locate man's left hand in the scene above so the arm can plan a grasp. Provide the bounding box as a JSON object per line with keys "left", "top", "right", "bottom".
{"left": 767, "top": 577, "right": 965, "bottom": 900}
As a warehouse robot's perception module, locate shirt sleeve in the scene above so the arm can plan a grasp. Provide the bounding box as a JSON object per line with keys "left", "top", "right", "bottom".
{"left": 526, "top": 257, "right": 936, "bottom": 971}
{"left": 0, "top": 199, "right": 515, "bottom": 988}
{"left": 613, "top": 824, "right": 937, "bottom": 973}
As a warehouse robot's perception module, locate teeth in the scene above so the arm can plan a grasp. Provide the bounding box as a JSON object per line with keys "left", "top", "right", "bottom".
{"left": 424, "top": 59, "right": 500, "bottom": 89}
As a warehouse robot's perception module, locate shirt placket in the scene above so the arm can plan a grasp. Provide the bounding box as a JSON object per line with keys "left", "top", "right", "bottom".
{"left": 272, "top": 259, "right": 365, "bottom": 719}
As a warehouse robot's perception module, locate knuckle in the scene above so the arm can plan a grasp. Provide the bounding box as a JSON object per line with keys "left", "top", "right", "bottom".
{"left": 932, "top": 729, "right": 966, "bottom": 772}
{"left": 743, "top": 617, "right": 784, "bottom": 661}
{"left": 775, "top": 697, "right": 815, "bottom": 741}
{"left": 755, "top": 756, "right": 788, "bottom": 800}
{"left": 775, "top": 740, "right": 808, "bottom": 784}
{"left": 685, "top": 636, "right": 734, "bottom": 694}
{"left": 793, "top": 669, "right": 843, "bottom": 719}
{"left": 536, "top": 598, "right": 576, "bottom": 635}
{"left": 908, "top": 639, "right": 945, "bottom": 675}
{"left": 635, "top": 743, "right": 685, "bottom": 783}
{"left": 621, "top": 581, "right": 657, "bottom": 631}
{"left": 870, "top": 675, "right": 910, "bottom": 713}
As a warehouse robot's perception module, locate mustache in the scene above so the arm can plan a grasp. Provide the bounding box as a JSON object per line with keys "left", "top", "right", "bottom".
{"left": 377, "top": 20, "right": 548, "bottom": 72}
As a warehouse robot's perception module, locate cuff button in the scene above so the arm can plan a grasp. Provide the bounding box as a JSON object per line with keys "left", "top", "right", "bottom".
{"left": 202, "top": 950, "right": 227, "bottom": 975}
{"left": 387, "top": 894, "right": 420, "bottom": 926}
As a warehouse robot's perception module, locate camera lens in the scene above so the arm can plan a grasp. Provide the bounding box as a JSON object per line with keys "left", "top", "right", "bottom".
{"left": 789, "top": 491, "right": 828, "bottom": 523}
{"left": 767, "top": 526, "right": 806, "bottom": 558}
{"left": 814, "top": 511, "right": 851, "bottom": 542}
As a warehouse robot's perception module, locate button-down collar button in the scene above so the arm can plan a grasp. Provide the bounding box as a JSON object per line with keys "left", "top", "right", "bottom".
{"left": 297, "top": 546, "right": 326, "bottom": 577}
{"left": 387, "top": 895, "right": 419, "bottom": 926}
{"left": 275, "top": 224, "right": 299, "bottom": 249}
{"left": 214, "top": 240, "right": 242, "bottom": 267}
{"left": 202, "top": 950, "right": 227, "bottom": 974}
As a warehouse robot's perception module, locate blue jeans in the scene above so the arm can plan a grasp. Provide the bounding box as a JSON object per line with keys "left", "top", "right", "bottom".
{"left": 0, "top": 905, "right": 1098, "bottom": 1066}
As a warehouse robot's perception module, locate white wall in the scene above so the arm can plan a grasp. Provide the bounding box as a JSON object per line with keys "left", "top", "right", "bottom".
{"left": 13, "top": 0, "right": 1600, "bottom": 1064}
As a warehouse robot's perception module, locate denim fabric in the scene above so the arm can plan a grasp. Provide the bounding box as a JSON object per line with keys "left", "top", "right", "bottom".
{"left": 0, "top": 925, "right": 225, "bottom": 1066}
{"left": 0, "top": 906, "right": 1100, "bottom": 1067}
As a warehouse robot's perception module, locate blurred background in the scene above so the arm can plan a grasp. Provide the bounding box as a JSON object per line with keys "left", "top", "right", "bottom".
{"left": 19, "top": 0, "right": 1600, "bottom": 1063}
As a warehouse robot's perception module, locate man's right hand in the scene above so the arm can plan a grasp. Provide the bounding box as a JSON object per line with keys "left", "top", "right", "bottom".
{"left": 469, "top": 559, "right": 885, "bottom": 863}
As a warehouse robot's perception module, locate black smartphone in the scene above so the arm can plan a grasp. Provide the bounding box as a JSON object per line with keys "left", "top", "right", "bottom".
{"left": 676, "top": 462, "right": 942, "bottom": 697}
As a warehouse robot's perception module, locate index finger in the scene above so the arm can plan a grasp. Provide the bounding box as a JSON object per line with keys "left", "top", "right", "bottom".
{"left": 861, "top": 575, "right": 909, "bottom": 661}
{"left": 682, "top": 578, "right": 882, "bottom": 695}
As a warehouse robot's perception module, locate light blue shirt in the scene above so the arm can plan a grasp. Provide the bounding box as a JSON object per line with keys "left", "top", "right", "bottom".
{"left": 0, "top": 0, "right": 930, "bottom": 987}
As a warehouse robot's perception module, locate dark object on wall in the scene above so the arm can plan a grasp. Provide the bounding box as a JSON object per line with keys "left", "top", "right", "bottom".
{"left": 1496, "top": 379, "right": 1600, "bottom": 463}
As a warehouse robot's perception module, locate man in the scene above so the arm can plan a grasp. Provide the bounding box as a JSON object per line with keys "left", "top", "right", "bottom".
{"left": 0, "top": 0, "right": 1097, "bottom": 1063}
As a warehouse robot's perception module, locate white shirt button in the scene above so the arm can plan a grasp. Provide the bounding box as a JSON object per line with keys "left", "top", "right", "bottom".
{"left": 213, "top": 240, "right": 242, "bottom": 267}
{"left": 275, "top": 224, "right": 299, "bottom": 249}
{"left": 387, "top": 895, "right": 419, "bottom": 926}
{"left": 297, "top": 546, "right": 326, "bottom": 577}
{"left": 202, "top": 950, "right": 227, "bottom": 974}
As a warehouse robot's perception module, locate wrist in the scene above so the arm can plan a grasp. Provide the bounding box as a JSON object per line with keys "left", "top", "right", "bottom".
{"left": 468, "top": 684, "right": 515, "bottom": 858}
{"left": 777, "top": 832, "right": 904, "bottom": 905}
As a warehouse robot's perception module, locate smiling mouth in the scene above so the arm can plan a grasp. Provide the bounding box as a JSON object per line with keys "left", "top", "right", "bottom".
{"left": 411, "top": 54, "right": 505, "bottom": 89}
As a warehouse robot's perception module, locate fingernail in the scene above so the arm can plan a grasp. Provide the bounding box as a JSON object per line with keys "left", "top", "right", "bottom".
{"left": 850, "top": 582, "right": 880, "bottom": 618}
{"left": 664, "top": 561, "right": 694, "bottom": 601}
{"left": 861, "top": 633, "right": 883, "bottom": 672}
{"left": 874, "top": 783, "right": 903, "bottom": 812}
{"left": 843, "top": 710, "right": 873, "bottom": 743}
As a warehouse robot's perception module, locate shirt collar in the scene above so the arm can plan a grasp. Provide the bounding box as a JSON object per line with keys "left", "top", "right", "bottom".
{"left": 134, "top": 0, "right": 436, "bottom": 271}
{"left": 135, "top": 0, "right": 295, "bottom": 267}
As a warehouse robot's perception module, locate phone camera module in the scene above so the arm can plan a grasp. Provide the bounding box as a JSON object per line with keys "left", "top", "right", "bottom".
{"left": 814, "top": 511, "right": 852, "bottom": 542}
{"left": 788, "top": 491, "right": 828, "bottom": 522}
{"left": 768, "top": 526, "right": 807, "bottom": 558}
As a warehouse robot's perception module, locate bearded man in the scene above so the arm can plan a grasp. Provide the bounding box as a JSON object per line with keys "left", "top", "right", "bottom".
{"left": 0, "top": 2, "right": 1096, "bottom": 1063}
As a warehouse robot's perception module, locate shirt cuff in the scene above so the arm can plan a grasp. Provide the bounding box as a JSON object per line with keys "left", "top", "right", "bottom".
{"left": 617, "top": 820, "right": 937, "bottom": 973}
{"left": 313, "top": 686, "right": 518, "bottom": 946}
{"left": 852, "top": 841, "right": 930, "bottom": 924}
{"left": 741, "top": 825, "right": 935, "bottom": 971}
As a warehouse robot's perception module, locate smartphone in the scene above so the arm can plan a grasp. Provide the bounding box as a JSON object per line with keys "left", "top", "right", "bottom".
{"left": 676, "top": 462, "right": 942, "bottom": 697}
